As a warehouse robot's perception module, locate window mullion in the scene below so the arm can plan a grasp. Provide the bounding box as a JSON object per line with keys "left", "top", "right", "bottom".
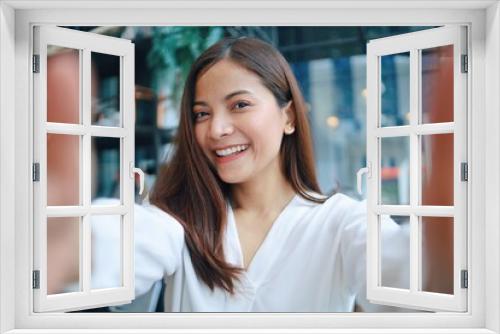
{"left": 375, "top": 123, "right": 455, "bottom": 138}
{"left": 90, "top": 126, "right": 127, "bottom": 138}
{"left": 121, "top": 45, "right": 134, "bottom": 296}
{"left": 409, "top": 48, "right": 420, "bottom": 294}
{"left": 375, "top": 205, "right": 454, "bottom": 216}
{"left": 415, "top": 122, "right": 454, "bottom": 135}
{"left": 82, "top": 48, "right": 91, "bottom": 294}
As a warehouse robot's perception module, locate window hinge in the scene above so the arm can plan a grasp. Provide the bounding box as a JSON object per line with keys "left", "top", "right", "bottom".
{"left": 461, "top": 162, "right": 468, "bottom": 181}
{"left": 33, "top": 270, "right": 40, "bottom": 289}
{"left": 461, "top": 54, "right": 468, "bottom": 73}
{"left": 33, "top": 55, "right": 40, "bottom": 73}
{"left": 32, "top": 163, "right": 40, "bottom": 182}
{"left": 461, "top": 269, "right": 468, "bottom": 289}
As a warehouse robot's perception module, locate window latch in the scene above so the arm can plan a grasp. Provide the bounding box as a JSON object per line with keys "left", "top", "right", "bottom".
{"left": 356, "top": 162, "right": 371, "bottom": 196}
{"left": 130, "top": 162, "right": 145, "bottom": 195}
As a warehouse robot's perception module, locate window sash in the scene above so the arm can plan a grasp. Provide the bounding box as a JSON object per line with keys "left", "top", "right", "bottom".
{"left": 366, "top": 26, "right": 468, "bottom": 312}
{"left": 32, "top": 26, "right": 136, "bottom": 312}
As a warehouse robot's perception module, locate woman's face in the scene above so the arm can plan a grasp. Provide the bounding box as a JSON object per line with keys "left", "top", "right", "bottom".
{"left": 193, "top": 59, "right": 293, "bottom": 184}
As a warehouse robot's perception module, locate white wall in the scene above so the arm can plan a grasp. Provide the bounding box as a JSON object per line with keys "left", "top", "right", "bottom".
{"left": 485, "top": 2, "right": 500, "bottom": 333}
{"left": 0, "top": 2, "right": 16, "bottom": 333}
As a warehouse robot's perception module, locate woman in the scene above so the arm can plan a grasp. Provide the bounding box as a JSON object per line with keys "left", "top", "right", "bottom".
{"left": 92, "top": 38, "right": 408, "bottom": 312}
{"left": 129, "top": 37, "right": 409, "bottom": 312}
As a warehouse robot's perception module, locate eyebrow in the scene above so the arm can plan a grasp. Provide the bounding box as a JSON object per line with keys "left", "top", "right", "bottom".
{"left": 193, "top": 90, "right": 253, "bottom": 107}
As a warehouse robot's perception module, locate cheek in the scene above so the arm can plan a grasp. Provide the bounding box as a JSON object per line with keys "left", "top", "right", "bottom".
{"left": 259, "top": 109, "right": 285, "bottom": 135}
{"left": 249, "top": 111, "right": 285, "bottom": 151}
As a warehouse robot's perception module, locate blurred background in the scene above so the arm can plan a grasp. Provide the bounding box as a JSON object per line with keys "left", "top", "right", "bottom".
{"left": 63, "top": 26, "right": 432, "bottom": 199}
{"left": 46, "top": 26, "right": 455, "bottom": 312}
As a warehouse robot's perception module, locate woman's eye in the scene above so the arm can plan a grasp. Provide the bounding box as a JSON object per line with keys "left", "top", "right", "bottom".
{"left": 193, "top": 111, "right": 208, "bottom": 121}
{"left": 233, "top": 101, "right": 250, "bottom": 110}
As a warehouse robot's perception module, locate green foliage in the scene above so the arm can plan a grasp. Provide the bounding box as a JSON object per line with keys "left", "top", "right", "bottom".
{"left": 146, "top": 27, "right": 224, "bottom": 108}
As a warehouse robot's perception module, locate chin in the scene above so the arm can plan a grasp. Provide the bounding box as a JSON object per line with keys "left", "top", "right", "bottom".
{"left": 218, "top": 171, "right": 249, "bottom": 184}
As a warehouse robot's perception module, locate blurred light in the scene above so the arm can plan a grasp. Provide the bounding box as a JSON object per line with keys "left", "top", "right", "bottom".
{"left": 405, "top": 112, "right": 411, "bottom": 122}
{"left": 361, "top": 88, "right": 367, "bottom": 98}
{"left": 326, "top": 116, "right": 340, "bottom": 128}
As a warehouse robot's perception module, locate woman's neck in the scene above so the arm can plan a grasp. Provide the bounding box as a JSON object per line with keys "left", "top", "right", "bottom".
{"left": 230, "top": 166, "right": 296, "bottom": 215}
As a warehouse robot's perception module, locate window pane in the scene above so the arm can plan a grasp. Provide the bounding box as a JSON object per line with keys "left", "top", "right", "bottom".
{"left": 47, "top": 45, "right": 80, "bottom": 124}
{"left": 380, "top": 136, "right": 410, "bottom": 205}
{"left": 421, "top": 134, "right": 454, "bottom": 206}
{"left": 421, "top": 45, "right": 454, "bottom": 124}
{"left": 380, "top": 52, "right": 410, "bottom": 127}
{"left": 421, "top": 216, "right": 454, "bottom": 294}
{"left": 47, "top": 134, "right": 81, "bottom": 206}
{"left": 92, "top": 137, "right": 121, "bottom": 202}
{"left": 380, "top": 215, "right": 410, "bottom": 289}
{"left": 91, "top": 215, "right": 122, "bottom": 289}
{"left": 47, "top": 217, "right": 81, "bottom": 294}
{"left": 91, "top": 52, "right": 121, "bottom": 127}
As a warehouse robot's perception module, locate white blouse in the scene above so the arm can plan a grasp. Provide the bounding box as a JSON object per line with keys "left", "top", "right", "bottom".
{"left": 92, "top": 193, "right": 409, "bottom": 312}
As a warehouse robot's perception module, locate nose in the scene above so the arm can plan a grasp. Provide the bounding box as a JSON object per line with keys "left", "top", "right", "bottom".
{"left": 209, "top": 112, "right": 234, "bottom": 139}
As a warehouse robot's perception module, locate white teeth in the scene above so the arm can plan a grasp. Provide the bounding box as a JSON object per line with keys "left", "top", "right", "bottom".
{"left": 215, "top": 145, "right": 248, "bottom": 157}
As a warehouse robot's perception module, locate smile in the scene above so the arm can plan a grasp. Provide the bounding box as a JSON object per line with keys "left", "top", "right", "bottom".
{"left": 214, "top": 145, "right": 249, "bottom": 157}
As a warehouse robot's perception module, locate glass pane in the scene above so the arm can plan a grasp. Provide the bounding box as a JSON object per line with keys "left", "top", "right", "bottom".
{"left": 91, "top": 215, "right": 122, "bottom": 289}
{"left": 92, "top": 137, "right": 121, "bottom": 202}
{"left": 380, "top": 52, "right": 410, "bottom": 127}
{"left": 91, "top": 52, "right": 121, "bottom": 127}
{"left": 47, "top": 217, "right": 81, "bottom": 294}
{"left": 47, "top": 45, "right": 80, "bottom": 124}
{"left": 421, "top": 216, "right": 454, "bottom": 294}
{"left": 421, "top": 134, "right": 454, "bottom": 206}
{"left": 421, "top": 45, "right": 454, "bottom": 124}
{"left": 380, "top": 137, "right": 410, "bottom": 205}
{"left": 380, "top": 215, "right": 410, "bottom": 289}
{"left": 47, "top": 134, "right": 80, "bottom": 206}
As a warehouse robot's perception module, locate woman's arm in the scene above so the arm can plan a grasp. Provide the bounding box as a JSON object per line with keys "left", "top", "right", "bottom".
{"left": 91, "top": 199, "right": 185, "bottom": 297}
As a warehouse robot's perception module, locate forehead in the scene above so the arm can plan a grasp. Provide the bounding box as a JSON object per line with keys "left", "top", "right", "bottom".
{"left": 195, "top": 59, "right": 264, "bottom": 97}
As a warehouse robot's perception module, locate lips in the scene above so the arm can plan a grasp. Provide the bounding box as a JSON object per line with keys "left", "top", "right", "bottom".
{"left": 214, "top": 144, "right": 249, "bottom": 157}
{"left": 212, "top": 144, "right": 249, "bottom": 164}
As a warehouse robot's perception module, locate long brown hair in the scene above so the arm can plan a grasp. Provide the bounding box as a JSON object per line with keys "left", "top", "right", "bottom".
{"left": 150, "top": 37, "right": 327, "bottom": 294}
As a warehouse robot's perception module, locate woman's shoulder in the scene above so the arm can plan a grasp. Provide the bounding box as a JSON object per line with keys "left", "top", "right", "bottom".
{"left": 295, "top": 191, "right": 366, "bottom": 225}
{"left": 296, "top": 191, "right": 363, "bottom": 209}
{"left": 136, "top": 201, "right": 185, "bottom": 236}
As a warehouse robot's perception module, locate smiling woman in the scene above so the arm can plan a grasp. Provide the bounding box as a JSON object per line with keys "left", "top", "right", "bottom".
{"left": 145, "top": 37, "right": 410, "bottom": 312}
{"left": 150, "top": 37, "right": 326, "bottom": 295}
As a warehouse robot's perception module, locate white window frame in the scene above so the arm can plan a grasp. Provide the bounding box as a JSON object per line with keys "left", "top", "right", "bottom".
{"left": 0, "top": 1, "right": 499, "bottom": 333}
{"left": 365, "top": 26, "right": 468, "bottom": 312}
{"left": 33, "top": 26, "right": 136, "bottom": 312}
